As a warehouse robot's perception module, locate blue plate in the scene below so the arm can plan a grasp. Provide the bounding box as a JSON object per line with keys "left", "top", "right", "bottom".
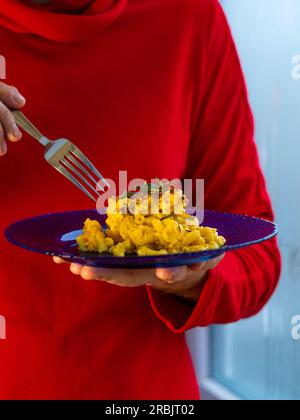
{"left": 5, "top": 210, "right": 278, "bottom": 269}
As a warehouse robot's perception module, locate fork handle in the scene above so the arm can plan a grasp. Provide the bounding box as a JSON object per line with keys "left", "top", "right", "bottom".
{"left": 12, "top": 110, "right": 45, "bottom": 143}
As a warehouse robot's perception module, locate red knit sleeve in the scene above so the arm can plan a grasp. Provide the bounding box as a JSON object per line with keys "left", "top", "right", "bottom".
{"left": 146, "top": 0, "right": 281, "bottom": 333}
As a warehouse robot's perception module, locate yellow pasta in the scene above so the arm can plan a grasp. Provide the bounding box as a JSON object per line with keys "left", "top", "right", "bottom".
{"left": 77, "top": 185, "right": 226, "bottom": 256}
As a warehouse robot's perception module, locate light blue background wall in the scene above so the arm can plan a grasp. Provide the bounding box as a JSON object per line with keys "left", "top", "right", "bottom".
{"left": 211, "top": 0, "right": 300, "bottom": 400}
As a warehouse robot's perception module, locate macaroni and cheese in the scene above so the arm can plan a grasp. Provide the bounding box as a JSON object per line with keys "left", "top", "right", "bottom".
{"left": 77, "top": 185, "right": 226, "bottom": 257}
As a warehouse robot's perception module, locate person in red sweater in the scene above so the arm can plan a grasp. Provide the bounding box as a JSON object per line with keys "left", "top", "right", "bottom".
{"left": 0, "top": 0, "right": 281, "bottom": 400}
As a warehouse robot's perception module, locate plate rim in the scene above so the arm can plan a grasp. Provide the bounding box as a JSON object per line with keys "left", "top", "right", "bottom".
{"left": 4, "top": 209, "right": 279, "bottom": 264}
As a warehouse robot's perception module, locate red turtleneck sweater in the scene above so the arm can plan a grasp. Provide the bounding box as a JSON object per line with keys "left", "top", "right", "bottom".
{"left": 0, "top": 0, "right": 281, "bottom": 400}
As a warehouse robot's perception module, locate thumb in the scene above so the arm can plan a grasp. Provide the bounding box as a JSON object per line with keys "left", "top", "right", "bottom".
{"left": 156, "top": 266, "right": 188, "bottom": 283}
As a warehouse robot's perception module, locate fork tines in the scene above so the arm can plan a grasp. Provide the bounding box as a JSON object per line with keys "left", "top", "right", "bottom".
{"left": 58, "top": 147, "right": 109, "bottom": 202}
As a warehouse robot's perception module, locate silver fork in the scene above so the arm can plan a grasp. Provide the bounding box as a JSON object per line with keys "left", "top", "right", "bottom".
{"left": 13, "top": 111, "right": 108, "bottom": 202}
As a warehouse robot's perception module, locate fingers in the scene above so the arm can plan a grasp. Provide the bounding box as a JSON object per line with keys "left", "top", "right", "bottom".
{"left": 53, "top": 256, "right": 68, "bottom": 264}
{"left": 0, "top": 83, "right": 26, "bottom": 155}
{"left": 78, "top": 267, "right": 155, "bottom": 286}
{"left": 0, "top": 101, "right": 22, "bottom": 142}
{"left": 0, "top": 82, "right": 26, "bottom": 109}
{"left": 0, "top": 124, "right": 7, "bottom": 156}
{"left": 70, "top": 263, "right": 83, "bottom": 275}
{"left": 53, "top": 258, "right": 88, "bottom": 279}
{"left": 53, "top": 258, "right": 124, "bottom": 282}
{"left": 80, "top": 266, "right": 103, "bottom": 281}
{"left": 69, "top": 266, "right": 158, "bottom": 287}
{"left": 156, "top": 254, "right": 226, "bottom": 284}
{"left": 53, "top": 254, "right": 226, "bottom": 289}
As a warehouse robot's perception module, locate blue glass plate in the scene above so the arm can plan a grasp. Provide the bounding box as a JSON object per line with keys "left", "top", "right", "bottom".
{"left": 5, "top": 210, "right": 278, "bottom": 269}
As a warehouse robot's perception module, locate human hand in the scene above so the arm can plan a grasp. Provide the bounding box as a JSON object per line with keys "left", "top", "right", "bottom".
{"left": 0, "top": 82, "right": 26, "bottom": 156}
{"left": 53, "top": 254, "right": 224, "bottom": 302}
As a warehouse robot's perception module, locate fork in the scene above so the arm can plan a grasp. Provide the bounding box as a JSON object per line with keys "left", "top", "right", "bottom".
{"left": 13, "top": 110, "right": 108, "bottom": 202}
